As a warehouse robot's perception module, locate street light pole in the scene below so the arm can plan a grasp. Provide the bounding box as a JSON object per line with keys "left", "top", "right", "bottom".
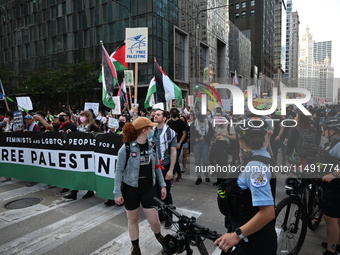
{"left": 113, "top": 0, "right": 131, "bottom": 27}
{"left": 112, "top": 0, "right": 137, "bottom": 106}
{"left": 194, "top": 3, "right": 234, "bottom": 83}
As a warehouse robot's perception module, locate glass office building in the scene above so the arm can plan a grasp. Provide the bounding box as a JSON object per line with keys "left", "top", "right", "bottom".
{"left": 0, "top": 0, "right": 233, "bottom": 106}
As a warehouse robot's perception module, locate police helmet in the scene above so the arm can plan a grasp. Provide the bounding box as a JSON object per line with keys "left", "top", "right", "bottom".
{"left": 323, "top": 117, "right": 340, "bottom": 132}
{"left": 235, "top": 116, "right": 268, "bottom": 138}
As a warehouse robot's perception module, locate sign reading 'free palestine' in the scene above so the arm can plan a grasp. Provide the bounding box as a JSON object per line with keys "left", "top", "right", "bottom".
{"left": 125, "top": 27, "right": 148, "bottom": 63}
{"left": 0, "top": 132, "right": 123, "bottom": 199}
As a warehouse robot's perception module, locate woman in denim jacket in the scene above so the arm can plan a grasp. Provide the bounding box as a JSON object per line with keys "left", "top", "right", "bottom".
{"left": 114, "top": 117, "right": 167, "bottom": 255}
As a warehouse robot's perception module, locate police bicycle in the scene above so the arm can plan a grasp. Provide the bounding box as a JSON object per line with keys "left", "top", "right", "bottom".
{"left": 275, "top": 172, "right": 324, "bottom": 255}
{"left": 154, "top": 197, "right": 222, "bottom": 255}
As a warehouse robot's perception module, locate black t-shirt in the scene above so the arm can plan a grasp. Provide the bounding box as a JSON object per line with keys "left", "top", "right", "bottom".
{"left": 138, "top": 142, "right": 152, "bottom": 178}
{"left": 167, "top": 119, "right": 186, "bottom": 142}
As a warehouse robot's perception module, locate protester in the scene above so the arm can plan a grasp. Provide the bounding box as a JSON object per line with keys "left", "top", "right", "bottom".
{"left": 152, "top": 109, "right": 177, "bottom": 229}
{"left": 104, "top": 114, "right": 130, "bottom": 207}
{"left": 179, "top": 115, "right": 189, "bottom": 172}
{"left": 22, "top": 114, "right": 41, "bottom": 186}
{"left": 210, "top": 109, "right": 235, "bottom": 186}
{"left": 63, "top": 110, "right": 98, "bottom": 200}
{"left": 167, "top": 108, "right": 187, "bottom": 181}
{"left": 23, "top": 115, "right": 41, "bottom": 132}
{"left": 114, "top": 117, "right": 166, "bottom": 255}
{"left": 191, "top": 111, "right": 213, "bottom": 185}
{"left": 286, "top": 112, "right": 319, "bottom": 170}
{"left": 56, "top": 110, "right": 77, "bottom": 194}
{"left": 1, "top": 111, "right": 14, "bottom": 181}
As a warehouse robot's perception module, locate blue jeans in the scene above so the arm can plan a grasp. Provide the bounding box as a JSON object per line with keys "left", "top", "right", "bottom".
{"left": 194, "top": 141, "right": 209, "bottom": 178}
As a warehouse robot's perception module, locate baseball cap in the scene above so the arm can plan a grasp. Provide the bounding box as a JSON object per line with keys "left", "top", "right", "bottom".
{"left": 24, "top": 115, "right": 33, "bottom": 120}
{"left": 133, "top": 117, "right": 157, "bottom": 130}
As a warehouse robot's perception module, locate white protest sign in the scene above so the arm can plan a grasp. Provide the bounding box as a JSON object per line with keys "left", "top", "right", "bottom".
{"left": 125, "top": 27, "right": 148, "bottom": 63}
{"left": 16, "top": 97, "right": 33, "bottom": 111}
{"left": 111, "top": 96, "right": 121, "bottom": 115}
{"left": 152, "top": 102, "right": 164, "bottom": 110}
{"left": 108, "top": 117, "right": 119, "bottom": 129}
{"left": 84, "top": 102, "right": 99, "bottom": 116}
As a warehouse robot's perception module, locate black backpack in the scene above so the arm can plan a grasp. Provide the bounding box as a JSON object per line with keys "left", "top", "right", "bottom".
{"left": 217, "top": 155, "right": 276, "bottom": 217}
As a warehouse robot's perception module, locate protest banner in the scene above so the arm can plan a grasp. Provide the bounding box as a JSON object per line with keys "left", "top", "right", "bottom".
{"left": 0, "top": 132, "right": 123, "bottom": 199}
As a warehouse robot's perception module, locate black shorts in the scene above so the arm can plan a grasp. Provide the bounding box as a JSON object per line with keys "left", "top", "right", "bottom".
{"left": 121, "top": 177, "right": 159, "bottom": 210}
{"left": 323, "top": 181, "right": 340, "bottom": 218}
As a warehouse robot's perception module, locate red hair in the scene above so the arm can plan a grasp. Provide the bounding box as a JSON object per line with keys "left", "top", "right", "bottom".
{"left": 122, "top": 123, "right": 143, "bottom": 143}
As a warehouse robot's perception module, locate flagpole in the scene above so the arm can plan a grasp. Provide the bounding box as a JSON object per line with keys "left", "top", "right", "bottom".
{"left": 134, "top": 62, "right": 138, "bottom": 106}
{"left": 4, "top": 97, "right": 10, "bottom": 111}
{"left": 0, "top": 79, "right": 10, "bottom": 111}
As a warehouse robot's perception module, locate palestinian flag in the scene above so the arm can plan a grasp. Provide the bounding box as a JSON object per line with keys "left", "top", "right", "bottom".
{"left": 144, "top": 60, "right": 182, "bottom": 108}
{"left": 110, "top": 44, "right": 128, "bottom": 71}
{"left": 101, "top": 44, "right": 118, "bottom": 109}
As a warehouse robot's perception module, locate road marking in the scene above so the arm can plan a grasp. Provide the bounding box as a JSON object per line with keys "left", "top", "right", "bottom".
{"left": 90, "top": 207, "right": 202, "bottom": 255}
{"left": 0, "top": 203, "right": 125, "bottom": 255}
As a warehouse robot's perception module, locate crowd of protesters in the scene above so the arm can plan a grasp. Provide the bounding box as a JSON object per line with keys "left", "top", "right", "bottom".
{"left": 1, "top": 102, "right": 340, "bottom": 255}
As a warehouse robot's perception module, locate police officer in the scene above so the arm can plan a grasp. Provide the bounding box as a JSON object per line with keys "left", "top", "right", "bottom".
{"left": 320, "top": 117, "right": 340, "bottom": 255}
{"left": 214, "top": 117, "right": 277, "bottom": 255}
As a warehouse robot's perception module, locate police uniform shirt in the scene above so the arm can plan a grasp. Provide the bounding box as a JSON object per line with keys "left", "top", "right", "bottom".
{"left": 329, "top": 140, "right": 340, "bottom": 159}
{"left": 237, "top": 147, "right": 274, "bottom": 207}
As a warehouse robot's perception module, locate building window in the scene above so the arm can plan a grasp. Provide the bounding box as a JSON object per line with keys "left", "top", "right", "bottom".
{"left": 250, "top": 9, "right": 255, "bottom": 16}
{"left": 200, "top": 43, "right": 209, "bottom": 78}
{"left": 174, "top": 27, "right": 189, "bottom": 82}
{"left": 241, "top": 11, "right": 246, "bottom": 17}
{"left": 235, "top": 12, "right": 240, "bottom": 18}
{"left": 235, "top": 3, "right": 240, "bottom": 9}
{"left": 251, "top": 0, "right": 255, "bottom": 6}
{"left": 241, "top": 2, "right": 246, "bottom": 8}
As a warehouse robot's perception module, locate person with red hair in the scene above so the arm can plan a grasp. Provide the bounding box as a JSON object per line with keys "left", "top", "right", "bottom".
{"left": 114, "top": 117, "right": 167, "bottom": 255}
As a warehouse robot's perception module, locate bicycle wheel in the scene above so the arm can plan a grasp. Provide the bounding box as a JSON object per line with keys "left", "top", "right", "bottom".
{"left": 307, "top": 181, "right": 323, "bottom": 230}
{"left": 275, "top": 197, "right": 308, "bottom": 255}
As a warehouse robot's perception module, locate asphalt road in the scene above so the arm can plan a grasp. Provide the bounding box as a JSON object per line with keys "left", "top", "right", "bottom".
{"left": 0, "top": 153, "right": 329, "bottom": 255}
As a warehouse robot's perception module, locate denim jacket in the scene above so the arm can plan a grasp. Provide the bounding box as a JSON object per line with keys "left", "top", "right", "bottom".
{"left": 114, "top": 140, "right": 166, "bottom": 197}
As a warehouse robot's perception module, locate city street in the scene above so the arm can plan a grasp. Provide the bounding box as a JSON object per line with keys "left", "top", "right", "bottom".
{"left": 0, "top": 153, "right": 328, "bottom": 255}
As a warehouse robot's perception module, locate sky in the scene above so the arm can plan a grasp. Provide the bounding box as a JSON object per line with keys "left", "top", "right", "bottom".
{"left": 293, "top": 0, "right": 340, "bottom": 77}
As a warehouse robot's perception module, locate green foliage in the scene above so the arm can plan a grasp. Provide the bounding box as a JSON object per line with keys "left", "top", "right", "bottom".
{"left": 24, "top": 62, "right": 98, "bottom": 95}
{"left": 0, "top": 70, "right": 22, "bottom": 96}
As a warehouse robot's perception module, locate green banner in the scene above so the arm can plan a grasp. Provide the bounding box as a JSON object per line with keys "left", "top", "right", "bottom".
{"left": 0, "top": 132, "right": 123, "bottom": 199}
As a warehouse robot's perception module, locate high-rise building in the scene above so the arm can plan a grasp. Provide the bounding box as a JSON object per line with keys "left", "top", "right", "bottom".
{"left": 298, "top": 27, "right": 334, "bottom": 102}
{"left": 274, "top": 0, "right": 285, "bottom": 73}
{"left": 0, "top": 0, "right": 237, "bottom": 107}
{"left": 229, "top": 0, "right": 276, "bottom": 95}
{"left": 284, "top": 0, "right": 300, "bottom": 88}
{"left": 314, "top": 41, "right": 332, "bottom": 65}
{"left": 290, "top": 11, "right": 299, "bottom": 88}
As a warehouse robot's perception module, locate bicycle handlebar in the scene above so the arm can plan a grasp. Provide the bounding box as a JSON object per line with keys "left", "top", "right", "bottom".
{"left": 153, "top": 197, "right": 221, "bottom": 241}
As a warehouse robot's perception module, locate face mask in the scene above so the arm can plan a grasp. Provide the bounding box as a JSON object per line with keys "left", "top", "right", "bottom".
{"left": 3, "top": 117, "right": 9, "bottom": 122}
{"left": 79, "top": 116, "right": 87, "bottom": 123}
{"left": 119, "top": 121, "right": 125, "bottom": 129}
{"left": 59, "top": 117, "right": 65, "bottom": 122}
{"left": 148, "top": 130, "right": 154, "bottom": 140}
{"left": 171, "top": 113, "right": 178, "bottom": 119}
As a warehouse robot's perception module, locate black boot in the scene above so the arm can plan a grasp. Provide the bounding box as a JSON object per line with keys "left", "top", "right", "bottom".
{"left": 82, "top": 191, "right": 94, "bottom": 199}
{"left": 63, "top": 190, "right": 78, "bottom": 200}
{"left": 60, "top": 188, "right": 70, "bottom": 193}
{"left": 104, "top": 200, "right": 116, "bottom": 206}
{"left": 195, "top": 178, "right": 202, "bottom": 185}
